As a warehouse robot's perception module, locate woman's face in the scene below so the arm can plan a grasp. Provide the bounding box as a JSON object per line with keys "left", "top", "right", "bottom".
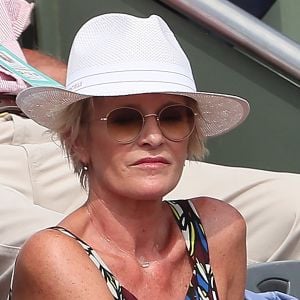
{"left": 78, "top": 93, "right": 191, "bottom": 201}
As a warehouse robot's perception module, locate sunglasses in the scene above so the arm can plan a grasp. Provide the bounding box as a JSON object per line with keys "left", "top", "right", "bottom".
{"left": 96, "top": 104, "right": 197, "bottom": 144}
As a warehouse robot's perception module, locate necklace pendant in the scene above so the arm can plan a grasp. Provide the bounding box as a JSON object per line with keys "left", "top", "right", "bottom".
{"left": 140, "top": 261, "right": 150, "bottom": 268}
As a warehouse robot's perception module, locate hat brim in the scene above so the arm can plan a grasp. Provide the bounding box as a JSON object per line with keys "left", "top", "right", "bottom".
{"left": 16, "top": 86, "right": 249, "bottom": 137}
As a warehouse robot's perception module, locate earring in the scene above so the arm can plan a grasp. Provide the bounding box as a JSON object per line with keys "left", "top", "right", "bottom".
{"left": 83, "top": 165, "right": 88, "bottom": 171}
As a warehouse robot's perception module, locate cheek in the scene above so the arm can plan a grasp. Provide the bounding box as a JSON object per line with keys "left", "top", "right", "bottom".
{"left": 88, "top": 147, "right": 131, "bottom": 192}
{"left": 89, "top": 140, "right": 127, "bottom": 174}
{"left": 174, "top": 140, "right": 189, "bottom": 161}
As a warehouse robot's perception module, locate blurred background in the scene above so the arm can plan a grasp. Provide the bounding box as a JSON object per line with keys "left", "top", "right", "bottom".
{"left": 22, "top": 0, "right": 300, "bottom": 173}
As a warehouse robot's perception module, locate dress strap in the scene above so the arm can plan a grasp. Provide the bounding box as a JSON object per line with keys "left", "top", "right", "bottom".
{"left": 49, "top": 226, "right": 133, "bottom": 300}
{"left": 167, "top": 200, "right": 219, "bottom": 300}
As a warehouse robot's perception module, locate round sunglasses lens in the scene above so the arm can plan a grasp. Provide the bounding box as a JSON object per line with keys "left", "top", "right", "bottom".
{"left": 107, "top": 108, "right": 143, "bottom": 143}
{"left": 159, "top": 105, "right": 195, "bottom": 141}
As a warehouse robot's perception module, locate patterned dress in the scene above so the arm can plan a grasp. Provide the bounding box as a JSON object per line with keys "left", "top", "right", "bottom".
{"left": 9, "top": 200, "right": 219, "bottom": 299}
{"left": 169, "top": 200, "right": 219, "bottom": 300}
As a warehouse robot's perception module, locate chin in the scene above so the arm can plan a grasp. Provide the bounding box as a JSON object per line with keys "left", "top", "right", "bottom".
{"left": 129, "top": 180, "right": 177, "bottom": 200}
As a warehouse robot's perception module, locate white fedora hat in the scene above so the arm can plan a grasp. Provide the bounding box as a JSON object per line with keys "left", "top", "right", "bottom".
{"left": 16, "top": 13, "right": 249, "bottom": 136}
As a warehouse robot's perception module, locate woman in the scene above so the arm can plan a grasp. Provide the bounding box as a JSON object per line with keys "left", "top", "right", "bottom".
{"left": 12, "top": 13, "right": 249, "bottom": 299}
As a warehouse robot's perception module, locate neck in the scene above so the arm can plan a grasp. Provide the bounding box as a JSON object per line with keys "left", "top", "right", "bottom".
{"left": 85, "top": 192, "right": 175, "bottom": 264}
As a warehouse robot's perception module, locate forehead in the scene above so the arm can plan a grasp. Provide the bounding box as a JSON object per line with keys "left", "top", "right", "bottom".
{"left": 92, "top": 93, "right": 191, "bottom": 112}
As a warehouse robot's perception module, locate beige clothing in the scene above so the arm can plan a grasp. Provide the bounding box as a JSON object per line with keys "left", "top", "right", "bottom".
{"left": 0, "top": 114, "right": 86, "bottom": 298}
{"left": 0, "top": 114, "right": 299, "bottom": 299}
{"left": 0, "top": 113, "right": 86, "bottom": 213}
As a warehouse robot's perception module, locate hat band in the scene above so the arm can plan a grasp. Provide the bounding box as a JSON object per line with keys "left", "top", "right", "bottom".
{"left": 66, "top": 63, "right": 196, "bottom": 96}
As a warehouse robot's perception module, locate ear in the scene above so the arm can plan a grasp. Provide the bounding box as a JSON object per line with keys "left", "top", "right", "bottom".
{"left": 71, "top": 135, "right": 89, "bottom": 165}
{"left": 65, "top": 132, "right": 90, "bottom": 165}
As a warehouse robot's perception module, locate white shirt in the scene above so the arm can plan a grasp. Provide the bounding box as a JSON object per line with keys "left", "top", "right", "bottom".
{"left": 0, "top": 0, "right": 33, "bottom": 94}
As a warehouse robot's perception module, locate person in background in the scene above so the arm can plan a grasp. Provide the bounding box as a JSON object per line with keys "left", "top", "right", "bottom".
{"left": 11, "top": 13, "right": 249, "bottom": 299}
{"left": 0, "top": 48, "right": 86, "bottom": 299}
{"left": 0, "top": 0, "right": 85, "bottom": 297}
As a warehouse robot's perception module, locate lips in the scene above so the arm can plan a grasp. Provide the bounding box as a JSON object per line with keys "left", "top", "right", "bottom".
{"left": 132, "top": 156, "right": 170, "bottom": 167}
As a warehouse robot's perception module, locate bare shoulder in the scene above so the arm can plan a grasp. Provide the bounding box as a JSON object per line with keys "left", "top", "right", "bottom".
{"left": 190, "top": 197, "right": 246, "bottom": 275}
{"left": 191, "top": 197, "right": 246, "bottom": 240}
{"left": 12, "top": 228, "right": 113, "bottom": 300}
{"left": 191, "top": 197, "right": 247, "bottom": 298}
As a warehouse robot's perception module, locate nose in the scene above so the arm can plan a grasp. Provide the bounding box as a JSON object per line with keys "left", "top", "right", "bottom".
{"left": 137, "top": 114, "right": 164, "bottom": 147}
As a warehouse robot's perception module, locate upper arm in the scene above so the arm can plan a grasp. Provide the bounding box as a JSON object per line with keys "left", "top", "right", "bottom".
{"left": 192, "top": 197, "right": 247, "bottom": 300}
{"left": 11, "top": 229, "right": 113, "bottom": 300}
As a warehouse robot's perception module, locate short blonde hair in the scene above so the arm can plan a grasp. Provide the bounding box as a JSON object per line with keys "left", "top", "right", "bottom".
{"left": 53, "top": 96, "right": 207, "bottom": 188}
{"left": 186, "top": 99, "right": 208, "bottom": 161}
{"left": 52, "top": 97, "right": 93, "bottom": 189}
